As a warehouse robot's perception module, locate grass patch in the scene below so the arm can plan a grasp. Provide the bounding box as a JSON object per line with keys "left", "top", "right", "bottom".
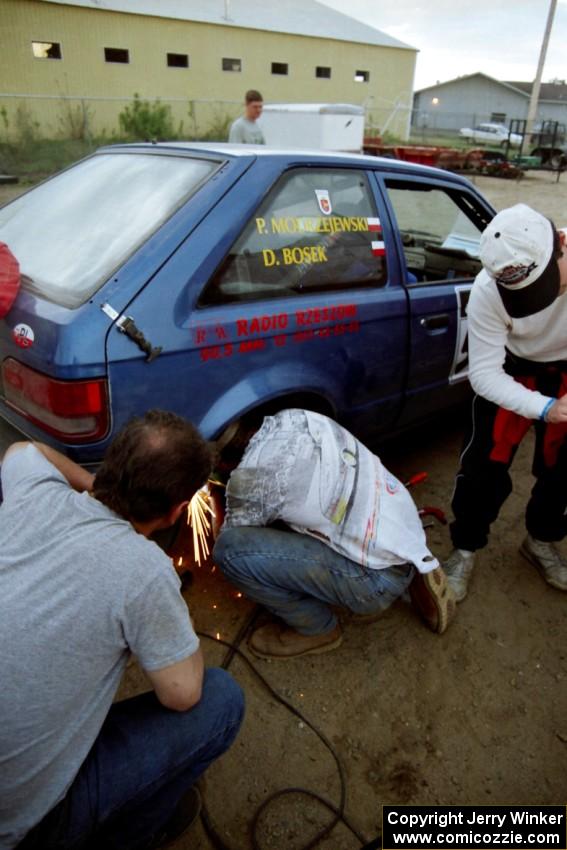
{"left": 0, "top": 138, "right": 101, "bottom": 183}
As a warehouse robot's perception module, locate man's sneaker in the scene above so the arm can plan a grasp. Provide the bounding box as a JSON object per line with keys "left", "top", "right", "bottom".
{"left": 519, "top": 534, "right": 567, "bottom": 591}
{"left": 248, "top": 622, "right": 343, "bottom": 659}
{"left": 443, "top": 549, "right": 476, "bottom": 602}
{"left": 409, "top": 567, "right": 457, "bottom": 634}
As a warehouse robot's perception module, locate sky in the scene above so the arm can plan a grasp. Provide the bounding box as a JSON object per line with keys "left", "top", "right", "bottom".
{"left": 320, "top": 0, "right": 567, "bottom": 90}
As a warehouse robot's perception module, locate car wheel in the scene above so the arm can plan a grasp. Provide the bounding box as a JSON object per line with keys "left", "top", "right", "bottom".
{"left": 215, "top": 395, "right": 335, "bottom": 476}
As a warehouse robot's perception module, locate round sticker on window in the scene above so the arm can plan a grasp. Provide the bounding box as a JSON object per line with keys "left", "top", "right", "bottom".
{"left": 13, "top": 323, "right": 35, "bottom": 348}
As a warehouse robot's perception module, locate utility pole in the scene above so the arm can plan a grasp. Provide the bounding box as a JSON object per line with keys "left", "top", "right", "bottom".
{"left": 526, "top": 0, "right": 557, "bottom": 134}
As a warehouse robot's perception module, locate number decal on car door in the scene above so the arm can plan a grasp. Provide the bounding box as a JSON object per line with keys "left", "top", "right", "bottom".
{"left": 449, "top": 284, "right": 473, "bottom": 384}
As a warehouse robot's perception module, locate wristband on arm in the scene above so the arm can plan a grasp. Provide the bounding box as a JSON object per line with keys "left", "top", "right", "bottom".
{"left": 541, "top": 398, "right": 555, "bottom": 422}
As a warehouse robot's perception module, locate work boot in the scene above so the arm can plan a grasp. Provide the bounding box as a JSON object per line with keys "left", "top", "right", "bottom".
{"left": 443, "top": 548, "right": 476, "bottom": 602}
{"left": 152, "top": 786, "right": 202, "bottom": 848}
{"left": 349, "top": 610, "right": 385, "bottom": 625}
{"left": 248, "top": 622, "right": 343, "bottom": 660}
{"left": 409, "top": 566, "right": 457, "bottom": 633}
{"left": 519, "top": 534, "right": 567, "bottom": 591}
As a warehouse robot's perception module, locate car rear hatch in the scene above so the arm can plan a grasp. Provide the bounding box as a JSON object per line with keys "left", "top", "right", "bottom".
{"left": 0, "top": 145, "right": 253, "bottom": 462}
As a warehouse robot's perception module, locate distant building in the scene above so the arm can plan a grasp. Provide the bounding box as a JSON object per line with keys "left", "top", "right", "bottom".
{"left": 1, "top": 0, "right": 418, "bottom": 140}
{"left": 413, "top": 72, "right": 567, "bottom": 134}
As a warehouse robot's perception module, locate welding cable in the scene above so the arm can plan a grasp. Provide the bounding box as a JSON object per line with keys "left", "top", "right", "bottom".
{"left": 196, "top": 620, "right": 372, "bottom": 850}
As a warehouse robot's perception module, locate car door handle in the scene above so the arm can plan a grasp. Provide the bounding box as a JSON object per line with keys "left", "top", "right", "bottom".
{"left": 420, "top": 314, "right": 450, "bottom": 331}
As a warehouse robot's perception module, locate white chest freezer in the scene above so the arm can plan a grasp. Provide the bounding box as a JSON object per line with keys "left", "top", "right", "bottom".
{"left": 259, "top": 103, "right": 365, "bottom": 153}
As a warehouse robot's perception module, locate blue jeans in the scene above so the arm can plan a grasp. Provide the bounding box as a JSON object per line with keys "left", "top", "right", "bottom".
{"left": 18, "top": 668, "right": 244, "bottom": 850}
{"left": 214, "top": 527, "right": 414, "bottom": 636}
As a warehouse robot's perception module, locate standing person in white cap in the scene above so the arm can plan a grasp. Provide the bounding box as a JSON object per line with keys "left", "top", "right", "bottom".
{"left": 445, "top": 203, "right": 567, "bottom": 601}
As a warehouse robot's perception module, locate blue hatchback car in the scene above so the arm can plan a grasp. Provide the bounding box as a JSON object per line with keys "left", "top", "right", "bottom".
{"left": 0, "top": 143, "right": 494, "bottom": 466}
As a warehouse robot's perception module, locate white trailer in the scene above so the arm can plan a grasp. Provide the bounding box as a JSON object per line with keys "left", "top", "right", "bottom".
{"left": 259, "top": 103, "right": 365, "bottom": 153}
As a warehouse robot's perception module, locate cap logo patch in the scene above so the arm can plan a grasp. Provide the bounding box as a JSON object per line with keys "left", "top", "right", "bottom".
{"left": 495, "top": 262, "right": 537, "bottom": 287}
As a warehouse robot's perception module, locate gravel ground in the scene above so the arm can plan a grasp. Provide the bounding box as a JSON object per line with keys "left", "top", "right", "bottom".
{"left": 1, "top": 168, "right": 566, "bottom": 850}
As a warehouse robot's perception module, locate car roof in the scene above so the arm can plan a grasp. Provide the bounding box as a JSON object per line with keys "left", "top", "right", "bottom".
{"left": 99, "top": 141, "right": 471, "bottom": 184}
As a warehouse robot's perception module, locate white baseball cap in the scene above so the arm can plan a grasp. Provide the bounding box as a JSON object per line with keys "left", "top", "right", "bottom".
{"left": 480, "top": 203, "right": 560, "bottom": 318}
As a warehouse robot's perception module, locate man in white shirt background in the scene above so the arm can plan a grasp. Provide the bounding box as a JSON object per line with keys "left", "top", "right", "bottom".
{"left": 228, "top": 90, "right": 265, "bottom": 145}
{"left": 445, "top": 204, "right": 567, "bottom": 601}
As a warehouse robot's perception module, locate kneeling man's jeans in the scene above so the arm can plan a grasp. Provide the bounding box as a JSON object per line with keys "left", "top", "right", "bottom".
{"left": 17, "top": 668, "right": 244, "bottom": 850}
{"left": 214, "top": 527, "right": 414, "bottom": 635}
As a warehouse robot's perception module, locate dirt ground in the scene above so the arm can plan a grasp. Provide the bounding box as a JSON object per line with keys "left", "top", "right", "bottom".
{"left": 1, "top": 170, "right": 566, "bottom": 849}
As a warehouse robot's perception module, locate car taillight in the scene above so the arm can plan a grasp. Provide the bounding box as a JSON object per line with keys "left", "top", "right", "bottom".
{"left": 1, "top": 358, "right": 109, "bottom": 443}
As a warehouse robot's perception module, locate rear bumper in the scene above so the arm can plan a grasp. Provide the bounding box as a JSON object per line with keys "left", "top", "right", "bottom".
{"left": 0, "top": 401, "right": 104, "bottom": 467}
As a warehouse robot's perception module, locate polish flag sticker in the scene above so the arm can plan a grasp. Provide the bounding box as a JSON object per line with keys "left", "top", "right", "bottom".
{"left": 13, "top": 323, "right": 35, "bottom": 348}
{"left": 371, "top": 241, "right": 386, "bottom": 257}
{"left": 367, "top": 218, "right": 382, "bottom": 233}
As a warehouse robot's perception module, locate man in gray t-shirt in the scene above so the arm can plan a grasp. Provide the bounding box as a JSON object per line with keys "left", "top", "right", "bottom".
{"left": 0, "top": 411, "right": 244, "bottom": 850}
{"left": 228, "top": 89, "right": 266, "bottom": 145}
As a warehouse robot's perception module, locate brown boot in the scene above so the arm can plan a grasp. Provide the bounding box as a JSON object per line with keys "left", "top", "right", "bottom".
{"left": 248, "top": 622, "right": 343, "bottom": 660}
{"left": 409, "top": 567, "right": 456, "bottom": 634}
{"left": 349, "top": 610, "right": 384, "bottom": 625}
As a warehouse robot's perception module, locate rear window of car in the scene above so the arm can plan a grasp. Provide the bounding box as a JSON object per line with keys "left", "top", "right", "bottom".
{"left": 0, "top": 152, "right": 218, "bottom": 308}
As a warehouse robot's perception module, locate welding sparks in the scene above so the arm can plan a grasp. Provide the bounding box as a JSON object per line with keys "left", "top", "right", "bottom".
{"left": 186, "top": 486, "right": 216, "bottom": 566}
{"left": 177, "top": 557, "right": 183, "bottom": 567}
{"left": 236, "top": 592, "right": 242, "bottom": 598}
{"left": 216, "top": 632, "right": 221, "bottom": 640}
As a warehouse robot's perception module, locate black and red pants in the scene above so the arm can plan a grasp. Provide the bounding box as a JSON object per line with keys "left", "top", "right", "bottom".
{"left": 451, "top": 354, "right": 567, "bottom": 551}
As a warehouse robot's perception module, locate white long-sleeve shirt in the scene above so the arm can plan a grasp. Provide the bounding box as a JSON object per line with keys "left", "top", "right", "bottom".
{"left": 467, "top": 259, "right": 567, "bottom": 420}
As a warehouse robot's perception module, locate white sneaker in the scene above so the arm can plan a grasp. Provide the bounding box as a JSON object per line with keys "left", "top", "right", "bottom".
{"left": 519, "top": 534, "right": 567, "bottom": 591}
{"left": 443, "top": 548, "right": 476, "bottom": 602}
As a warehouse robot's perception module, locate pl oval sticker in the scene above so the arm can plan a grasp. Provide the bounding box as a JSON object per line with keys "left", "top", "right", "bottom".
{"left": 13, "top": 323, "right": 35, "bottom": 348}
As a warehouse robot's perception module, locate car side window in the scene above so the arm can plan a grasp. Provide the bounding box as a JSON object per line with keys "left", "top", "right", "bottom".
{"left": 200, "top": 168, "right": 387, "bottom": 305}
{"left": 384, "top": 180, "right": 489, "bottom": 285}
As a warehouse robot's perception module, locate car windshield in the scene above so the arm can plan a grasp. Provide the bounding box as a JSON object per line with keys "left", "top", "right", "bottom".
{"left": 0, "top": 152, "right": 218, "bottom": 308}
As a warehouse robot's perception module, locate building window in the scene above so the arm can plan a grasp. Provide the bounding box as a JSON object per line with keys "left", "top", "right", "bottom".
{"left": 167, "top": 52, "right": 189, "bottom": 68}
{"left": 316, "top": 66, "right": 331, "bottom": 79}
{"left": 354, "top": 70, "right": 369, "bottom": 83}
{"left": 271, "top": 62, "right": 289, "bottom": 76}
{"left": 31, "top": 41, "right": 62, "bottom": 60}
{"left": 104, "top": 47, "right": 129, "bottom": 64}
{"left": 491, "top": 112, "right": 506, "bottom": 123}
{"left": 222, "top": 57, "right": 241, "bottom": 72}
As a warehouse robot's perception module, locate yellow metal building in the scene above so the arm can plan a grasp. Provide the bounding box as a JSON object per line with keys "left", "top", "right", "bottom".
{"left": 0, "top": 0, "right": 417, "bottom": 139}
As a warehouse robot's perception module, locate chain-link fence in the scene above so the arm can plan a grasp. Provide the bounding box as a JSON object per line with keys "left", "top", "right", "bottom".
{"left": 0, "top": 93, "right": 252, "bottom": 179}
{"left": 409, "top": 106, "right": 567, "bottom": 146}
{"left": 0, "top": 92, "right": 416, "bottom": 144}
{"left": 0, "top": 93, "right": 246, "bottom": 145}
{"left": 411, "top": 108, "right": 503, "bottom": 140}
{"left": 0, "top": 92, "right": 420, "bottom": 182}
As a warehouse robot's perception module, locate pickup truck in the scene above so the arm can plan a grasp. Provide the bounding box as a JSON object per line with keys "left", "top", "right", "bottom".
{"left": 0, "top": 143, "right": 494, "bottom": 467}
